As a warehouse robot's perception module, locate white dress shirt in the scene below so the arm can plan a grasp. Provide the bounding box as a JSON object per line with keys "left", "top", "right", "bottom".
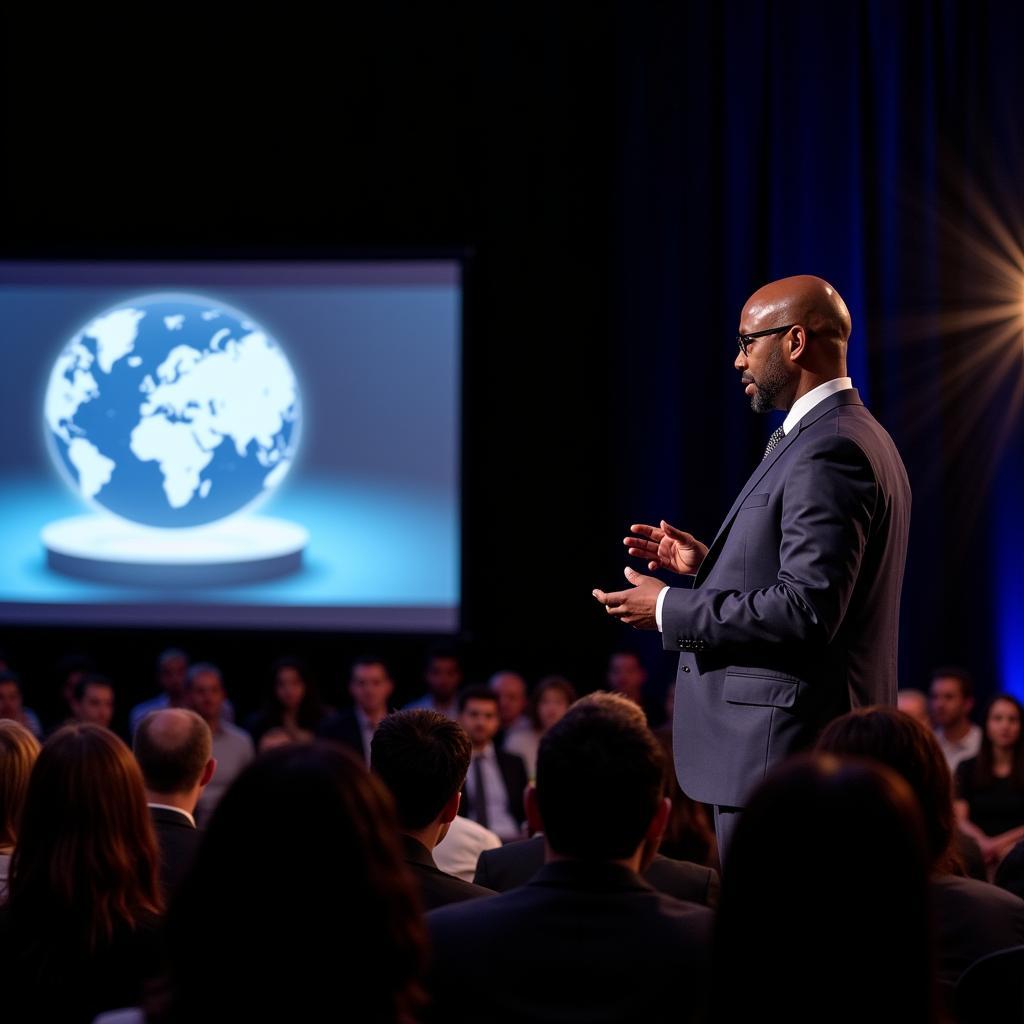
{"left": 463, "top": 742, "right": 520, "bottom": 842}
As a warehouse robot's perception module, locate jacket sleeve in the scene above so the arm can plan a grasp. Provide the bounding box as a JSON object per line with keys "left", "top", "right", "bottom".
{"left": 661, "top": 433, "right": 878, "bottom": 652}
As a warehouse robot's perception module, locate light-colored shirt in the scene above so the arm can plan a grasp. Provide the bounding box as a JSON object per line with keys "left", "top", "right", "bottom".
{"left": 656, "top": 377, "right": 855, "bottom": 631}
{"left": 504, "top": 726, "right": 541, "bottom": 781}
{"left": 130, "top": 694, "right": 236, "bottom": 734}
{"left": 433, "top": 814, "right": 502, "bottom": 882}
{"left": 464, "top": 742, "right": 520, "bottom": 842}
{"left": 195, "top": 721, "right": 254, "bottom": 826}
{"left": 353, "top": 706, "right": 377, "bottom": 767}
{"left": 147, "top": 802, "right": 196, "bottom": 828}
{"left": 937, "top": 723, "right": 982, "bottom": 774}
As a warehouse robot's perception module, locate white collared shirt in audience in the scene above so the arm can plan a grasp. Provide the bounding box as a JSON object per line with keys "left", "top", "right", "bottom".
{"left": 434, "top": 814, "right": 501, "bottom": 882}
{"left": 464, "top": 742, "right": 519, "bottom": 842}
{"left": 937, "top": 723, "right": 982, "bottom": 773}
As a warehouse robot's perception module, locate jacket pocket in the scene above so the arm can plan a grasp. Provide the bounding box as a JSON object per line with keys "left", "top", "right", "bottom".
{"left": 723, "top": 670, "right": 802, "bottom": 708}
{"left": 740, "top": 492, "right": 770, "bottom": 509}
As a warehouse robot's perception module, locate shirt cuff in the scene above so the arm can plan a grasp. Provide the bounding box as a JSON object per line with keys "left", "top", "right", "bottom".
{"left": 655, "top": 585, "right": 669, "bottom": 633}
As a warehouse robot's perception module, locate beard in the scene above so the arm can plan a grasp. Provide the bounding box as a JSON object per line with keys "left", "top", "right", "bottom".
{"left": 748, "top": 344, "right": 790, "bottom": 414}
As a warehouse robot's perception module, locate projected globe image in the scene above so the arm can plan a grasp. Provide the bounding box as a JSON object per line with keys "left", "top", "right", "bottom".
{"left": 44, "top": 294, "right": 301, "bottom": 528}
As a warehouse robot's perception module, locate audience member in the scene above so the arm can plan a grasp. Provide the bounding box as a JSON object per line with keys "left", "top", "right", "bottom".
{"left": 489, "top": 669, "right": 531, "bottom": 744}
{"left": 428, "top": 692, "right": 712, "bottom": 1023}
{"left": 52, "top": 652, "right": 96, "bottom": 727}
{"left": 185, "top": 664, "right": 253, "bottom": 825}
{"left": 955, "top": 694, "right": 1024, "bottom": 870}
{"left": 69, "top": 672, "right": 116, "bottom": 730}
{"left": 403, "top": 646, "right": 463, "bottom": 719}
{"left": 0, "top": 671, "right": 42, "bottom": 739}
{"left": 713, "top": 754, "right": 937, "bottom": 1024}
{"left": 930, "top": 667, "right": 981, "bottom": 772}
{"left": 129, "top": 649, "right": 190, "bottom": 735}
{"left": 150, "top": 743, "right": 427, "bottom": 1022}
{"left": 244, "top": 657, "right": 327, "bottom": 751}
{"left": 606, "top": 648, "right": 647, "bottom": 708}
{"left": 433, "top": 813, "right": 502, "bottom": 883}
{"left": 0, "top": 720, "right": 40, "bottom": 902}
{"left": 0, "top": 724, "right": 163, "bottom": 1023}
{"left": 457, "top": 686, "right": 528, "bottom": 842}
{"left": 133, "top": 709, "right": 215, "bottom": 896}
{"left": 503, "top": 674, "right": 577, "bottom": 779}
{"left": 318, "top": 655, "right": 394, "bottom": 764}
{"left": 371, "top": 709, "right": 495, "bottom": 908}
{"left": 898, "top": 688, "right": 932, "bottom": 729}
{"left": 817, "top": 707, "right": 1024, "bottom": 1000}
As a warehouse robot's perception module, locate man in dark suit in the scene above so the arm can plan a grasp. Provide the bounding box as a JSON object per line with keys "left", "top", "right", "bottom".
{"left": 457, "top": 686, "right": 528, "bottom": 842}
{"left": 371, "top": 709, "right": 495, "bottom": 910}
{"left": 594, "top": 276, "right": 912, "bottom": 855}
{"left": 427, "top": 693, "right": 712, "bottom": 1023}
{"left": 317, "top": 655, "right": 394, "bottom": 765}
{"left": 133, "top": 707, "right": 215, "bottom": 895}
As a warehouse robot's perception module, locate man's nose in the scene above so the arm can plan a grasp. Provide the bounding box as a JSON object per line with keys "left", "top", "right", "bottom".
{"left": 734, "top": 349, "right": 746, "bottom": 371}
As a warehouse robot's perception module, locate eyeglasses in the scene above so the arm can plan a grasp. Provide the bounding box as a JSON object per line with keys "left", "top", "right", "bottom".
{"left": 735, "top": 323, "right": 797, "bottom": 357}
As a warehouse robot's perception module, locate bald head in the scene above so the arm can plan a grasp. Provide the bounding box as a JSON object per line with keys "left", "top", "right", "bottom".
{"left": 742, "top": 275, "right": 851, "bottom": 347}
{"left": 134, "top": 707, "right": 213, "bottom": 796}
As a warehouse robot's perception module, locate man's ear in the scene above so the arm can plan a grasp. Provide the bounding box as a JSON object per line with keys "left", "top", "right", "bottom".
{"left": 439, "top": 788, "right": 461, "bottom": 825}
{"left": 525, "top": 783, "right": 544, "bottom": 835}
{"left": 646, "top": 796, "right": 671, "bottom": 845}
{"left": 199, "top": 758, "right": 217, "bottom": 788}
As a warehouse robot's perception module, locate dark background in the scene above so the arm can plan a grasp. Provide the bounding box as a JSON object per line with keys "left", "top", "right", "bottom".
{"left": 3, "top": 2, "right": 1023, "bottom": 727}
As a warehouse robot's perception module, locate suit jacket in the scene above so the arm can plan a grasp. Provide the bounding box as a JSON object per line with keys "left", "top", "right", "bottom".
{"left": 149, "top": 805, "right": 201, "bottom": 896}
{"left": 662, "top": 389, "right": 911, "bottom": 807}
{"left": 473, "top": 833, "right": 719, "bottom": 908}
{"left": 427, "top": 860, "right": 712, "bottom": 1023}
{"left": 458, "top": 747, "right": 529, "bottom": 828}
{"left": 400, "top": 835, "right": 495, "bottom": 911}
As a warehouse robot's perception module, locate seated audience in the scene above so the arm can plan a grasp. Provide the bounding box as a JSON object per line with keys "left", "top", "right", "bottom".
{"left": 930, "top": 666, "right": 981, "bottom": 772}
{"left": 0, "top": 720, "right": 40, "bottom": 902}
{"left": 433, "top": 812, "right": 502, "bottom": 882}
{"left": 403, "top": 646, "right": 463, "bottom": 719}
{"left": 606, "top": 648, "right": 647, "bottom": 708}
{"left": 0, "top": 671, "right": 42, "bottom": 739}
{"left": 0, "top": 724, "right": 163, "bottom": 1023}
{"left": 713, "top": 754, "right": 937, "bottom": 1024}
{"left": 51, "top": 652, "right": 96, "bottom": 728}
{"left": 129, "top": 648, "right": 191, "bottom": 735}
{"left": 428, "top": 692, "right": 713, "bottom": 1023}
{"left": 816, "top": 707, "right": 1024, "bottom": 1001}
{"left": 318, "top": 655, "right": 394, "bottom": 764}
{"left": 504, "top": 674, "right": 577, "bottom": 779}
{"left": 457, "top": 685, "right": 528, "bottom": 842}
{"left": 185, "top": 663, "right": 254, "bottom": 825}
{"left": 490, "top": 669, "right": 532, "bottom": 745}
{"left": 133, "top": 709, "right": 215, "bottom": 896}
{"left": 371, "top": 709, "right": 495, "bottom": 908}
{"left": 150, "top": 743, "right": 427, "bottom": 1022}
{"left": 955, "top": 694, "right": 1024, "bottom": 870}
{"left": 69, "top": 672, "right": 116, "bottom": 731}
{"left": 897, "top": 688, "right": 932, "bottom": 729}
{"left": 244, "top": 657, "right": 327, "bottom": 751}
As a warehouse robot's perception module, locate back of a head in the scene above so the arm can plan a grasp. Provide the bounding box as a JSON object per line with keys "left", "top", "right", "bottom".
{"left": 536, "top": 692, "right": 663, "bottom": 861}
{"left": 714, "top": 755, "right": 934, "bottom": 1024}
{"left": 9, "top": 724, "right": 161, "bottom": 944}
{"left": 370, "top": 709, "right": 471, "bottom": 830}
{"left": 817, "top": 707, "right": 956, "bottom": 871}
{"left": 160, "top": 742, "right": 426, "bottom": 1022}
{"left": 134, "top": 709, "right": 212, "bottom": 796}
{"left": 0, "top": 719, "right": 40, "bottom": 848}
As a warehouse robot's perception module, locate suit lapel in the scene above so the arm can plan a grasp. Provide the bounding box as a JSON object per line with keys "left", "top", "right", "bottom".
{"left": 694, "top": 389, "right": 863, "bottom": 586}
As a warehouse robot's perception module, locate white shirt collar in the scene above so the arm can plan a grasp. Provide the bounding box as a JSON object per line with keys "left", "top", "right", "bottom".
{"left": 783, "top": 377, "right": 853, "bottom": 435}
{"left": 148, "top": 802, "right": 196, "bottom": 828}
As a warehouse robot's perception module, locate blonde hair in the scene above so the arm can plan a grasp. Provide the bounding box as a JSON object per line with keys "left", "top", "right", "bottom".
{"left": 0, "top": 719, "right": 41, "bottom": 849}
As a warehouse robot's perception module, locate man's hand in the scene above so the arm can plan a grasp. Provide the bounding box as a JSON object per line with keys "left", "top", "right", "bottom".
{"left": 592, "top": 567, "right": 667, "bottom": 630}
{"left": 624, "top": 520, "right": 708, "bottom": 575}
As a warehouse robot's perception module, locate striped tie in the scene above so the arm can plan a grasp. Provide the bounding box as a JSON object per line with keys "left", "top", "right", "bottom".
{"left": 762, "top": 426, "right": 785, "bottom": 461}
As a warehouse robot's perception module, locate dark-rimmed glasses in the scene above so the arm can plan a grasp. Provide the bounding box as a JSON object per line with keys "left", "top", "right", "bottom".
{"left": 735, "top": 323, "right": 797, "bottom": 356}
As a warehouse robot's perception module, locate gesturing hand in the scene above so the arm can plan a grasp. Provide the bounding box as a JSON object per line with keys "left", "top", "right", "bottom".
{"left": 624, "top": 520, "right": 708, "bottom": 576}
{"left": 592, "top": 567, "right": 666, "bottom": 630}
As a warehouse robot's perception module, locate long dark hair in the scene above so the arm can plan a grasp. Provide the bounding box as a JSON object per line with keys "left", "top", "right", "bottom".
{"left": 8, "top": 724, "right": 162, "bottom": 956}
{"left": 264, "top": 656, "right": 325, "bottom": 730}
{"left": 971, "top": 694, "right": 1024, "bottom": 789}
{"left": 152, "top": 742, "right": 427, "bottom": 1022}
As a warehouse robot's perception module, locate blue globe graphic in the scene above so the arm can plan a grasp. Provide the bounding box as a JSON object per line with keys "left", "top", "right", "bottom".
{"left": 44, "top": 293, "right": 301, "bottom": 528}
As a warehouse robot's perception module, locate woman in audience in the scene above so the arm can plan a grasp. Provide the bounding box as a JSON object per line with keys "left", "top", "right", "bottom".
{"left": 0, "top": 723, "right": 163, "bottom": 1022}
{"left": 244, "top": 656, "right": 328, "bottom": 751}
{"left": 505, "top": 675, "right": 577, "bottom": 779}
{"left": 148, "top": 742, "right": 427, "bottom": 1022}
{"left": 954, "top": 694, "right": 1024, "bottom": 870}
{"left": 0, "top": 720, "right": 40, "bottom": 902}
{"left": 817, "top": 707, "right": 1024, "bottom": 1002}
{"left": 713, "top": 754, "right": 937, "bottom": 1024}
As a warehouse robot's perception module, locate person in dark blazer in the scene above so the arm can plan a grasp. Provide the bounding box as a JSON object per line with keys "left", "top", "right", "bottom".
{"left": 594, "top": 276, "right": 911, "bottom": 855}
{"left": 456, "top": 686, "right": 528, "bottom": 842}
{"left": 427, "top": 694, "right": 712, "bottom": 1024}
{"left": 317, "top": 656, "right": 395, "bottom": 765}
{"left": 371, "top": 709, "right": 494, "bottom": 910}
{"left": 133, "top": 707, "right": 215, "bottom": 896}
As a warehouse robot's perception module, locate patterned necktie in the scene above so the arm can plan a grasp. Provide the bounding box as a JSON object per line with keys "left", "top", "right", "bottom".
{"left": 762, "top": 426, "right": 785, "bottom": 461}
